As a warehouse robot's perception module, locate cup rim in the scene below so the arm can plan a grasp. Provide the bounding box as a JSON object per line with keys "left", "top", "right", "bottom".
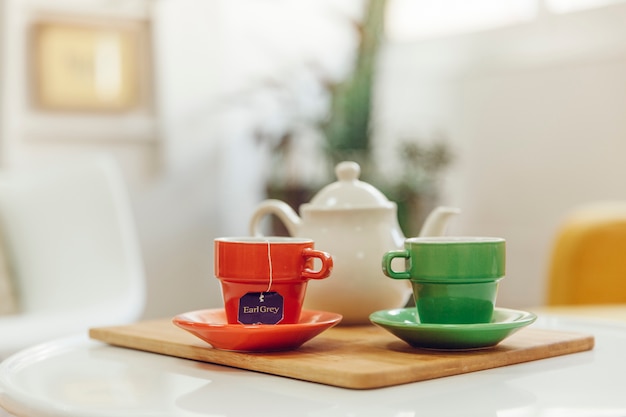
{"left": 215, "top": 236, "right": 314, "bottom": 244}
{"left": 405, "top": 236, "right": 505, "bottom": 245}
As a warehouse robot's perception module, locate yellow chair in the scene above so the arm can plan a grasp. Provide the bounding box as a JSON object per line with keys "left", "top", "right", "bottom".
{"left": 547, "top": 202, "right": 626, "bottom": 305}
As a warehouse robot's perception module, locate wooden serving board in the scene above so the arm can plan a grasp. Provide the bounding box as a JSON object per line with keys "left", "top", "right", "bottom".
{"left": 89, "top": 320, "right": 594, "bottom": 390}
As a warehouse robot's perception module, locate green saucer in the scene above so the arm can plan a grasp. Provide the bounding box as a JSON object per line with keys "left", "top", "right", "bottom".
{"left": 369, "top": 307, "right": 537, "bottom": 350}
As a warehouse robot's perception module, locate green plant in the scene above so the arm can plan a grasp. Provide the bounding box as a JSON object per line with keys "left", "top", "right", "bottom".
{"left": 264, "top": 0, "right": 454, "bottom": 236}
{"left": 322, "top": 0, "right": 387, "bottom": 168}
{"left": 375, "top": 137, "right": 454, "bottom": 235}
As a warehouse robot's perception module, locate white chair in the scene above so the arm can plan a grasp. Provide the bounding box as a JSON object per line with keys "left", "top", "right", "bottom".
{"left": 0, "top": 156, "right": 145, "bottom": 359}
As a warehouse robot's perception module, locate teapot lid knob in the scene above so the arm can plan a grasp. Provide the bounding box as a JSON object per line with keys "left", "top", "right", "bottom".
{"left": 305, "top": 161, "right": 393, "bottom": 209}
{"left": 336, "top": 161, "right": 360, "bottom": 182}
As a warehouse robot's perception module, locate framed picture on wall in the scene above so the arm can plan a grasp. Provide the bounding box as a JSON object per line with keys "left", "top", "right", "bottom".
{"left": 31, "top": 21, "right": 144, "bottom": 112}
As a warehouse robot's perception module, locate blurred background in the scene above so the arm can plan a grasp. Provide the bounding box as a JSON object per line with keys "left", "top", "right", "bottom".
{"left": 2, "top": 0, "right": 625, "bottom": 319}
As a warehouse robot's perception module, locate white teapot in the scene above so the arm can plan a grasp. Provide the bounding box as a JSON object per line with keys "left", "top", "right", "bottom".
{"left": 249, "top": 161, "right": 459, "bottom": 324}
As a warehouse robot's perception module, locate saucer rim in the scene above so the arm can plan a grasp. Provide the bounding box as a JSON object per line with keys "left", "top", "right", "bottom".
{"left": 172, "top": 308, "right": 342, "bottom": 352}
{"left": 369, "top": 307, "right": 537, "bottom": 330}
{"left": 369, "top": 307, "right": 537, "bottom": 350}
{"left": 173, "top": 308, "right": 343, "bottom": 329}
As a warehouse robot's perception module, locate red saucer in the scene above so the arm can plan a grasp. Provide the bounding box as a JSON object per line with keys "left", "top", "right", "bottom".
{"left": 172, "top": 309, "right": 342, "bottom": 352}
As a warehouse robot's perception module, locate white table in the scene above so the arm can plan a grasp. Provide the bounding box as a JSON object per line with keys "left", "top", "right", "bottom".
{"left": 1, "top": 312, "right": 625, "bottom": 417}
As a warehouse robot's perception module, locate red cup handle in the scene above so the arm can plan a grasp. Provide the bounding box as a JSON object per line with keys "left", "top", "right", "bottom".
{"left": 301, "top": 248, "right": 333, "bottom": 280}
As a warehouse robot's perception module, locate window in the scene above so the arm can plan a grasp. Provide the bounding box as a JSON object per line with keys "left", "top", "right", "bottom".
{"left": 385, "top": 0, "right": 537, "bottom": 41}
{"left": 385, "top": 0, "right": 626, "bottom": 42}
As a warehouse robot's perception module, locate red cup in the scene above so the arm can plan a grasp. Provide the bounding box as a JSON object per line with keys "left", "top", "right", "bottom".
{"left": 214, "top": 237, "right": 333, "bottom": 324}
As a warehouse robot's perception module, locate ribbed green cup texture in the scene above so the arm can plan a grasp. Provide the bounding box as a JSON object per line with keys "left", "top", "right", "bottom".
{"left": 382, "top": 237, "right": 506, "bottom": 324}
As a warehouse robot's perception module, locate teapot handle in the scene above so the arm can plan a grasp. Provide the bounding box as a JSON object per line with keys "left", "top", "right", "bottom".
{"left": 249, "top": 199, "right": 301, "bottom": 237}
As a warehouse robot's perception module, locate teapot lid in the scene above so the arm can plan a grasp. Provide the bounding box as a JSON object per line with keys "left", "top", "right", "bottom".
{"left": 306, "top": 161, "right": 393, "bottom": 209}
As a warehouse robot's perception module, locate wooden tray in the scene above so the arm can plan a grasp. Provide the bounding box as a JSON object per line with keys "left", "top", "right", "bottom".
{"left": 89, "top": 320, "right": 594, "bottom": 390}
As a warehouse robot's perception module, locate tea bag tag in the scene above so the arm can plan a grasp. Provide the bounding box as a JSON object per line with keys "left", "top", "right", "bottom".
{"left": 238, "top": 292, "right": 284, "bottom": 324}
{"left": 237, "top": 239, "right": 284, "bottom": 324}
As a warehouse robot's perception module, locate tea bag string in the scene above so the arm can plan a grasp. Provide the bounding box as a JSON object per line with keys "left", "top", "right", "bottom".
{"left": 260, "top": 239, "right": 273, "bottom": 302}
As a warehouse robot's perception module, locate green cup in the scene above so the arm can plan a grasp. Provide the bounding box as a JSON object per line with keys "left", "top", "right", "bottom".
{"left": 381, "top": 237, "right": 506, "bottom": 324}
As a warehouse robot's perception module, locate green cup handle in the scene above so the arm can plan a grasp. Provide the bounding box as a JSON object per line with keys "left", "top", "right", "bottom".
{"left": 382, "top": 250, "right": 411, "bottom": 279}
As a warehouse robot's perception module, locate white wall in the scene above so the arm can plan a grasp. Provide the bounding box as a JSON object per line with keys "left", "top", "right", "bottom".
{"left": 0, "top": 0, "right": 358, "bottom": 319}
{"left": 0, "top": 0, "right": 231, "bottom": 319}
{"left": 4, "top": 0, "right": 626, "bottom": 319}
{"left": 376, "top": 3, "right": 626, "bottom": 308}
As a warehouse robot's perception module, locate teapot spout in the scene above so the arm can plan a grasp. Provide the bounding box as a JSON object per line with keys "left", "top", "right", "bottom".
{"left": 418, "top": 206, "right": 461, "bottom": 237}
